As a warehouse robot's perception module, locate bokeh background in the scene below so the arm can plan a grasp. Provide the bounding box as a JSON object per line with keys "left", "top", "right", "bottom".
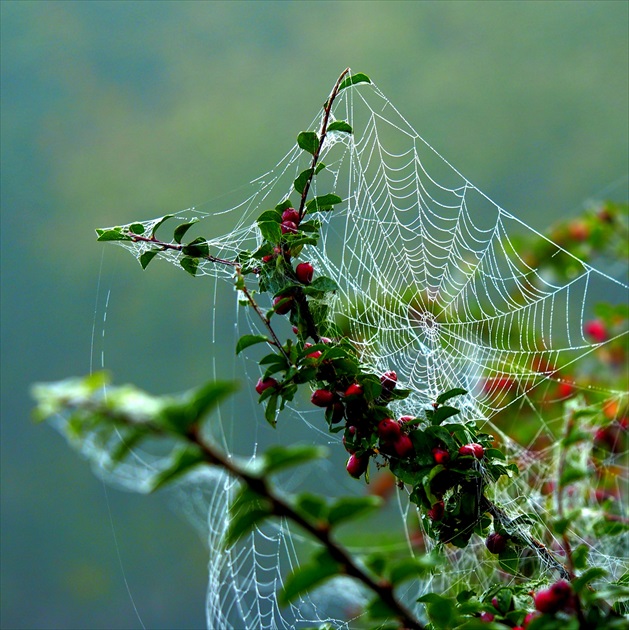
{"left": 1, "top": 1, "right": 627, "bottom": 628}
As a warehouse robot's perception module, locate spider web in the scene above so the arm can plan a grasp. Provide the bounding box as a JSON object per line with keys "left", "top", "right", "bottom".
{"left": 88, "top": 76, "right": 628, "bottom": 628}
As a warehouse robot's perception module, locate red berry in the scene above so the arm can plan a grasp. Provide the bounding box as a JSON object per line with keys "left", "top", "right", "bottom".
{"left": 427, "top": 501, "right": 444, "bottom": 521}
{"left": 273, "top": 295, "right": 293, "bottom": 315}
{"left": 398, "top": 415, "right": 415, "bottom": 424}
{"left": 568, "top": 221, "right": 589, "bottom": 241}
{"left": 281, "top": 208, "right": 300, "bottom": 224}
{"left": 534, "top": 589, "right": 558, "bottom": 614}
{"left": 393, "top": 434, "right": 414, "bottom": 458}
{"left": 479, "top": 612, "right": 494, "bottom": 623}
{"left": 380, "top": 370, "right": 398, "bottom": 390}
{"left": 255, "top": 377, "right": 278, "bottom": 395}
{"left": 281, "top": 220, "right": 298, "bottom": 235}
{"left": 523, "top": 612, "right": 539, "bottom": 626}
{"left": 320, "top": 336, "right": 332, "bottom": 344}
{"left": 584, "top": 319, "right": 607, "bottom": 343}
{"left": 311, "top": 389, "right": 335, "bottom": 407}
{"left": 346, "top": 453, "right": 369, "bottom": 478}
{"left": 378, "top": 418, "right": 402, "bottom": 441}
{"left": 557, "top": 381, "right": 576, "bottom": 398}
{"left": 295, "top": 262, "right": 314, "bottom": 284}
{"left": 485, "top": 532, "right": 508, "bottom": 554}
{"left": 432, "top": 447, "right": 450, "bottom": 465}
{"left": 459, "top": 443, "right": 484, "bottom": 459}
{"left": 262, "top": 254, "right": 273, "bottom": 263}
{"left": 513, "top": 627, "right": 525, "bottom": 630}
{"left": 345, "top": 383, "right": 364, "bottom": 398}
{"left": 292, "top": 326, "right": 299, "bottom": 334}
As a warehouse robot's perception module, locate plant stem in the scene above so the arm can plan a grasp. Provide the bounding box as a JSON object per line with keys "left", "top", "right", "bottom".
{"left": 297, "top": 68, "right": 350, "bottom": 222}
{"left": 129, "top": 233, "right": 238, "bottom": 267}
{"left": 187, "top": 424, "right": 425, "bottom": 630}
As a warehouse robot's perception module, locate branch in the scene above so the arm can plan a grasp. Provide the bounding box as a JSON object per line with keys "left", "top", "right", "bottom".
{"left": 186, "top": 424, "right": 424, "bottom": 630}
{"left": 297, "top": 68, "right": 350, "bottom": 222}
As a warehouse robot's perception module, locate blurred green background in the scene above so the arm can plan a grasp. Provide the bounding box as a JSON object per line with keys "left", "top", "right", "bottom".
{"left": 1, "top": 1, "right": 627, "bottom": 628}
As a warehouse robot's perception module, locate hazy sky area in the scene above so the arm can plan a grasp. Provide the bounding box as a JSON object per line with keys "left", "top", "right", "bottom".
{"left": 1, "top": 2, "right": 627, "bottom": 628}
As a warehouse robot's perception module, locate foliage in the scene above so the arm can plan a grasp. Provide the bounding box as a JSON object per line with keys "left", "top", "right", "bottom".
{"left": 33, "top": 70, "right": 628, "bottom": 629}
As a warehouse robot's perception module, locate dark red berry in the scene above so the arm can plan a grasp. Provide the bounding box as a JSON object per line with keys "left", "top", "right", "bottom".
{"left": 255, "top": 377, "right": 278, "bottom": 395}
{"left": 311, "top": 389, "right": 335, "bottom": 407}
{"left": 345, "top": 383, "right": 363, "bottom": 398}
{"left": 273, "top": 295, "right": 293, "bottom": 315}
{"left": 262, "top": 254, "right": 273, "bottom": 263}
{"left": 393, "top": 434, "right": 414, "bottom": 458}
{"left": 485, "top": 532, "right": 508, "bottom": 554}
{"left": 346, "top": 453, "right": 369, "bottom": 478}
{"left": 281, "top": 220, "right": 298, "bottom": 235}
{"left": 398, "top": 415, "right": 414, "bottom": 424}
{"left": 534, "top": 580, "right": 573, "bottom": 614}
{"left": 295, "top": 262, "right": 314, "bottom": 284}
{"left": 427, "top": 501, "right": 444, "bottom": 521}
{"left": 432, "top": 447, "right": 450, "bottom": 465}
{"left": 378, "top": 418, "right": 402, "bottom": 441}
{"left": 459, "top": 443, "right": 484, "bottom": 459}
{"left": 281, "top": 208, "right": 300, "bottom": 224}
{"left": 479, "top": 612, "right": 494, "bottom": 623}
{"left": 380, "top": 370, "right": 398, "bottom": 390}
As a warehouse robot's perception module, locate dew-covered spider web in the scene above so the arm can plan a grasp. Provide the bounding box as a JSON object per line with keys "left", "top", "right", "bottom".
{"left": 83, "top": 76, "right": 628, "bottom": 628}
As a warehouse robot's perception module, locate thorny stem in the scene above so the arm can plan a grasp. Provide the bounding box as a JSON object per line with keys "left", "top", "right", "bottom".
{"left": 297, "top": 67, "right": 350, "bottom": 222}
{"left": 186, "top": 424, "right": 425, "bottom": 630}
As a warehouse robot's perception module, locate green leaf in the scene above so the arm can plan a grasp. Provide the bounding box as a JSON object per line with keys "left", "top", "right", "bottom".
{"left": 149, "top": 214, "right": 174, "bottom": 236}
{"left": 390, "top": 554, "right": 441, "bottom": 585}
{"left": 418, "top": 593, "right": 457, "bottom": 628}
{"left": 150, "top": 445, "right": 205, "bottom": 491}
{"left": 180, "top": 256, "right": 199, "bottom": 276}
{"left": 306, "top": 194, "right": 343, "bottom": 213}
{"left": 436, "top": 388, "right": 468, "bottom": 405}
{"left": 297, "top": 131, "right": 320, "bottom": 155}
{"left": 264, "top": 393, "right": 279, "bottom": 427}
{"left": 573, "top": 567, "right": 607, "bottom": 593}
{"left": 129, "top": 222, "right": 145, "bottom": 234}
{"left": 274, "top": 199, "right": 293, "bottom": 212}
{"left": 327, "top": 120, "right": 353, "bottom": 134}
{"left": 226, "top": 505, "right": 272, "bottom": 547}
{"left": 315, "top": 162, "right": 326, "bottom": 175}
{"left": 338, "top": 72, "right": 371, "bottom": 92}
{"left": 187, "top": 380, "right": 237, "bottom": 423}
{"left": 173, "top": 219, "right": 199, "bottom": 243}
{"left": 497, "top": 547, "right": 519, "bottom": 575}
{"left": 365, "top": 596, "right": 397, "bottom": 620}
{"left": 182, "top": 237, "right": 209, "bottom": 258}
{"left": 431, "top": 405, "right": 460, "bottom": 425}
{"left": 294, "top": 168, "right": 314, "bottom": 195}
{"left": 95, "top": 228, "right": 132, "bottom": 242}
{"left": 139, "top": 250, "right": 159, "bottom": 269}
{"left": 279, "top": 550, "right": 339, "bottom": 605}
{"left": 295, "top": 493, "right": 329, "bottom": 521}
{"left": 328, "top": 496, "right": 382, "bottom": 527}
{"left": 235, "top": 334, "right": 270, "bottom": 355}
{"left": 305, "top": 276, "right": 340, "bottom": 293}
{"left": 262, "top": 445, "right": 328, "bottom": 475}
